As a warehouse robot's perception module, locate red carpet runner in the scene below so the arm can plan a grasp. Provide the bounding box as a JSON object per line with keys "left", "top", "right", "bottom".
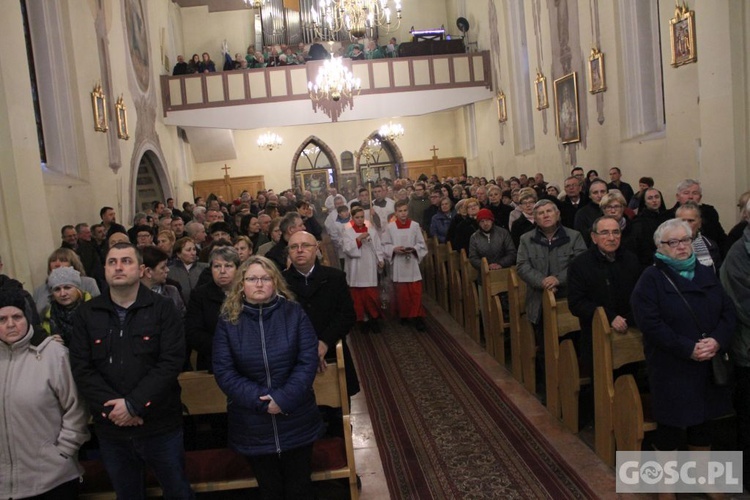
{"left": 351, "top": 314, "right": 597, "bottom": 499}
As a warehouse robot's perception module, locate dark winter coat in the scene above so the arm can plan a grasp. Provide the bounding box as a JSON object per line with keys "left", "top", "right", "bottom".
{"left": 185, "top": 280, "right": 226, "bottom": 371}
{"left": 568, "top": 246, "right": 641, "bottom": 372}
{"left": 631, "top": 259, "right": 736, "bottom": 427}
{"left": 212, "top": 296, "right": 323, "bottom": 456}
{"left": 627, "top": 207, "right": 667, "bottom": 269}
{"left": 283, "top": 265, "right": 359, "bottom": 396}
{"left": 70, "top": 285, "right": 185, "bottom": 439}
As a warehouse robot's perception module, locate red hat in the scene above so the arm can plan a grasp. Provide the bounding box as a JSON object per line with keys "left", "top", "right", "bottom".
{"left": 476, "top": 208, "right": 494, "bottom": 222}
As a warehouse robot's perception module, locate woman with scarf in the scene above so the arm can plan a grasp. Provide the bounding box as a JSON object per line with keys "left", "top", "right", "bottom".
{"left": 42, "top": 267, "right": 91, "bottom": 346}
{"left": 631, "top": 219, "right": 735, "bottom": 456}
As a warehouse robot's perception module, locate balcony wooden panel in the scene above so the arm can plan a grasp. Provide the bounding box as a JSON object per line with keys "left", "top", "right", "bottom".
{"left": 454, "top": 58, "right": 470, "bottom": 83}
{"left": 472, "top": 55, "right": 485, "bottom": 81}
{"left": 169, "top": 79, "right": 183, "bottom": 105}
{"left": 434, "top": 59, "right": 450, "bottom": 84}
{"left": 393, "top": 60, "right": 410, "bottom": 87}
{"left": 269, "top": 70, "right": 288, "bottom": 97}
{"left": 207, "top": 74, "right": 224, "bottom": 102}
{"left": 248, "top": 72, "right": 267, "bottom": 98}
{"left": 353, "top": 64, "right": 371, "bottom": 90}
{"left": 185, "top": 77, "right": 203, "bottom": 104}
{"left": 227, "top": 73, "right": 245, "bottom": 101}
{"left": 290, "top": 69, "right": 308, "bottom": 95}
{"left": 412, "top": 59, "right": 430, "bottom": 86}
{"left": 372, "top": 61, "right": 391, "bottom": 89}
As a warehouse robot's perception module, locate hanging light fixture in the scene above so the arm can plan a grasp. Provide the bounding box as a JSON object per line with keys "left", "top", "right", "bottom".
{"left": 257, "top": 132, "right": 283, "bottom": 151}
{"left": 243, "top": 0, "right": 263, "bottom": 8}
{"left": 310, "top": 0, "right": 402, "bottom": 40}
{"left": 378, "top": 121, "right": 404, "bottom": 141}
{"left": 354, "top": 138, "right": 382, "bottom": 165}
{"left": 308, "top": 57, "right": 361, "bottom": 121}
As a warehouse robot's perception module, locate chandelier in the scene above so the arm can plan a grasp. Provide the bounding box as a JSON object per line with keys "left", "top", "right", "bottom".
{"left": 243, "top": 0, "right": 263, "bottom": 8}
{"left": 378, "top": 121, "right": 404, "bottom": 141}
{"left": 310, "top": 0, "right": 402, "bottom": 40}
{"left": 354, "top": 138, "right": 382, "bottom": 165}
{"left": 308, "top": 57, "right": 361, "bottom": 121}
{"left": 257, "top": 132, "right": 283, "bottom": 151}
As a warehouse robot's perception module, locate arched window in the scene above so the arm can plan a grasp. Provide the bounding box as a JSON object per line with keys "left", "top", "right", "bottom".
{"left": 355, "top": 133, "right": 403, "bottom": 184}
{"left": 292, "top": 137, "right": 338, "bottom": 199}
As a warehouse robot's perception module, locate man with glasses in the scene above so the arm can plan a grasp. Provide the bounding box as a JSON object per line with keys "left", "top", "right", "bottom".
{"left": 282, "top": 231, "right": 359, "bottom": 396}
{"left": 568, "top": 216, "right": 641, "bottom": 375}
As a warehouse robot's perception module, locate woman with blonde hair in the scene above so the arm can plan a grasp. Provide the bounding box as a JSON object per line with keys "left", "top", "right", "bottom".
{"left": 32, "top": 248, "right": 100, "bottom": 316}
{"left": 213, "top": 256, "right": 322, "bottom": 500}
{"left": 156, "top": 229, "right": 176, "bottom": 258}
{"left": 42, "top": 267, "right": 92, "bottom": 346}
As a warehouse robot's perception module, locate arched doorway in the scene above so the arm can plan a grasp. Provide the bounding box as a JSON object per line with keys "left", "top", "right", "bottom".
{"left": 355, "top": 132, "right": 404, "bottom": 185}
{"left": 134, "top": 150, "right": 169, "bottom": 214}
{"left": 291, "top": 136, "right": 339, "bottom": 207}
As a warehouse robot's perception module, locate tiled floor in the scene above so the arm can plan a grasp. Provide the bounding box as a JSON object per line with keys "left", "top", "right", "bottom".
{"left": 347, "top": 296, "right": 627, "bottom": 500}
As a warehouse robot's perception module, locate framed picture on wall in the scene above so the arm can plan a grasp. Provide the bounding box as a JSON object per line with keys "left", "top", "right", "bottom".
{"left": 496, "top": 91, "right": 507, "bottom": 122}
{"left": 534, "top": 72, "right": 549, "bottom": 110}
{"left": 115, "top": 96, "right": 129, "bottom": 140}
{"left": 670, "top": 4, "right": 697, "bottom": 67}
{"left": 91, "top": 83, "right": 108, "bottom": 132}
{"left": 553, "top": 72, "right": 580, "bottom": 145}
{"left": 588, "top": 48, "right": 606, "bottom": 94}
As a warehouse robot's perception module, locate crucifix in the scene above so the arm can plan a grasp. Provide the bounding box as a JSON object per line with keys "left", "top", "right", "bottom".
{"left": 430, "top": 145, "right": 439, "bottom": 158}
{"left": 221, "top": 164, "right": 231, "bottom": 178}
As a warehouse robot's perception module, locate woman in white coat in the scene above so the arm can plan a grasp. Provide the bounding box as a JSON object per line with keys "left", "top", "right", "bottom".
{"left": 342, "top": 206, "right": 385, "bottom": 332}
{"left": 0, "top": 288, "right": 89, "bottom": 499}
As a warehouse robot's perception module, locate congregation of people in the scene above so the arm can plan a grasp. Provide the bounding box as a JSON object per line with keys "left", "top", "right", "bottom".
{"left": 3, "top": 164, "right": 750, "bottom": 498}
{"left": 172, "top": 37, "right": 401, "bottom": 75}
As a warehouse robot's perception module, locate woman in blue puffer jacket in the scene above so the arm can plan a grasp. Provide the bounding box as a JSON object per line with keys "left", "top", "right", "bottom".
{"left": 213, "top": 255, "right": 323, "bottom": 499}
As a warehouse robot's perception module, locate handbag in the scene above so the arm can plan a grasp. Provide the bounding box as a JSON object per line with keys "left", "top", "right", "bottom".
{"left": 660, "top": 270, "right": 734, "bottom": 387}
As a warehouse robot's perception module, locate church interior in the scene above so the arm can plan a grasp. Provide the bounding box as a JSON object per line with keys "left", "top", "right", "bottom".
{"left": 1, "top": 0, "right": 749, "bottom": 497}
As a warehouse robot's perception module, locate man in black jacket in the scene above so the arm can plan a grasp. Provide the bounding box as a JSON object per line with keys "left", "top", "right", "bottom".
{"left": 574, "top": 179, "right": 608, "bottom": 247}
{"left": 567, "top": 216, "right": 641, "bottom": 375}
{"left": 663, "top": 179, "right": 727, "bottom": 254}
{"left": 70, "top": 243, "right": 193, "bottom": 499}
{"left": 283, "top": 231, "right": 360, "bottom": 397}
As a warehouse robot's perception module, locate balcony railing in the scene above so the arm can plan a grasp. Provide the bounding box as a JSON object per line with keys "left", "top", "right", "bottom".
{"left": 160, "top": 51, "right": 491, "bottom": 117}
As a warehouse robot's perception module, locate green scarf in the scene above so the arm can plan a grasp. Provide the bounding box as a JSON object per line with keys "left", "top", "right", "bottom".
{"left": 655, "top": 252, "right": 697, "bottom": 280}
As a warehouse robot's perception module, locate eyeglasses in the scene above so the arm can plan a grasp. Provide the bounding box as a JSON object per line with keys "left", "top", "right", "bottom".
{"left": 603, "top": 204, "right": 623, "bottom": 211}
{"left": 288, "top": 243, "right": 316, "bottom": 252}
{"left": 244, "top": 276, "right": 273, "bottom": 285}
{"left": 594, "top": 230, "right": 621, "bottom": 237}
{"left": 660, "top": 237, "right": 693, "bottom": 248}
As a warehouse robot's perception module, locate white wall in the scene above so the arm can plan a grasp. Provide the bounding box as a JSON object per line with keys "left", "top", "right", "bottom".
{"left": 189, "top": 110, "right": 465, "bottom": 192}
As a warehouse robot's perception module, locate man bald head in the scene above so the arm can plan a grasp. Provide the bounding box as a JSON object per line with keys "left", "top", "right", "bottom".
{"left": 287, "top": 231, "right": 318, "bottom": 273}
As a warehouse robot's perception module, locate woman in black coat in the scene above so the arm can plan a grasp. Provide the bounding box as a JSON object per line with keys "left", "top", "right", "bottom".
{"left": 185, "top": 246, "right": 240, "bottom": 371}
{"left": 631, "top": 219, "right": 735, "bottom": 452}
{"left": 627, "top": 187, "right": 667, "bottom": 269}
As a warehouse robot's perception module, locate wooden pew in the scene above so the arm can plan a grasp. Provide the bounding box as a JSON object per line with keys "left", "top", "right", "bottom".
{"left": 423, "top": 230, "right": 436, "bottom": 299}
{"left": 541, "top": 289, "right": 589, "bottom": 433}
{"left": 446, "top": 243, "right": 464, "bottom": 324}
{"left": 480, "top": 258, "right": 510, "bottom": 365}
{"left": 433, "top": 238, "right": 450, "bottom": 312}
{"left": 592, "top": 307, "right": 654, "bottom": 467}
{"left": 460, "top": 249, "right": 481, "bottom": 344}
{"left": 80, "top": 342, "right": 358, "bottom": 499}
{"left": 508, "top": 267, "right": 535, "bottom": 392}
